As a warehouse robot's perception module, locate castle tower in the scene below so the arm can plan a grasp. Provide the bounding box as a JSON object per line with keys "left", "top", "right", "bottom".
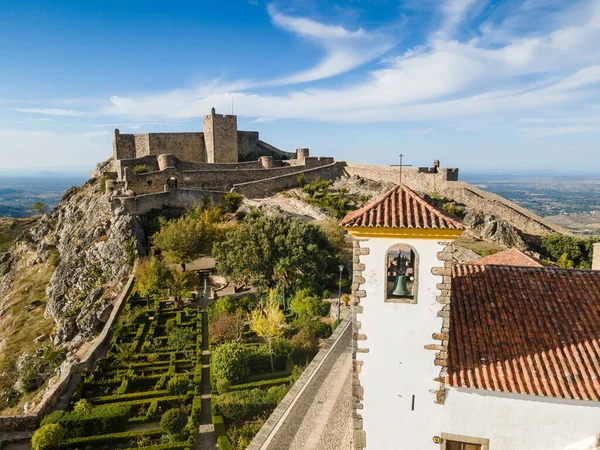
{"left": 203, "top": 107, "right": 239, "bottom": 163}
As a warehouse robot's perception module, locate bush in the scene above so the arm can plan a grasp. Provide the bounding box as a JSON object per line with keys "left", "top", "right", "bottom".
{"left": 160, "top": 408, "right": 188, "bottom": 436}
{"left": 40, "top": 403, "right": 131, "bottom": 438}
{"left": 167, "top": 375, "right": 191, "bottom": 395}
{"left": 133, "top": 164, "right": 151, "bottom": 175}
{"left": 166, "top": 318, "right": 177, "bottom": 333}
{"left": 291, "top": 327, "right": 318, "bottom": 357}
{"left": 310, "top": 320, "right": 332, "bottom": 339}
{"left": 20, "top": 345, "right": 67, "bottom": 393}
{"left": 31, "top": 424, "right": 65, "bottom": 450}
{"left": 212, "top": 343, "right": 250, "bottom": 384}
{"left": 216, "top": 378, "right": 231, "bottom": 394}
{"left": 216, "top": 386, "right": 287, "bottom": 421}
{"left": 1, "top": 386, "right": 21, "bottom": 408}
{"left": 223, "top": 193, "right": 244, "bottom": 213}
{"left": 73, "top": 399, "right": 92, "bottom": 413}
{"left": 290, "top": 289, "right": 323, "bottom": 323}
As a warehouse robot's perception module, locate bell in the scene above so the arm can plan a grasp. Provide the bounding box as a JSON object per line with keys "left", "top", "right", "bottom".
{"left": 392, "top": 274, "right": 411, "bottom": 296}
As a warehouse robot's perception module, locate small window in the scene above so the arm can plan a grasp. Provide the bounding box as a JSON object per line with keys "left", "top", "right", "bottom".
{"left": 385, "top": 244, "right": 417, "bottom": 303}
{"left": 441, "top": 433, "right": 489, "bottom": 450}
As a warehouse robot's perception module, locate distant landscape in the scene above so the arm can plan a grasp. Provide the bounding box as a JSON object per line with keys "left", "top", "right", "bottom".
{"left": 0, "top": 171, "right": 598, "bottom": 234}
{"left": 462, "top": 172, "right": 600, "bottom": 235}
{"left": 0, "top": 174, "right": 88, "bottom": 218}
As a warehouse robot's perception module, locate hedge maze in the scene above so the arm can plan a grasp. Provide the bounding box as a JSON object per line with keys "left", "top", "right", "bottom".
{"left": 36, "top": 290, "right": 203, "bottom": 450}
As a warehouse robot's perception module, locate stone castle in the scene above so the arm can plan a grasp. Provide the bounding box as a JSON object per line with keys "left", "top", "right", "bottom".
{"left": 98, "top": 108, "right": 463, "bottom": 216}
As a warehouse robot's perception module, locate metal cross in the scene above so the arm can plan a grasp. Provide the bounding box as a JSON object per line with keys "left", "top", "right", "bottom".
{"left": 391, "top": 154, "right": 412, "bottom": 185}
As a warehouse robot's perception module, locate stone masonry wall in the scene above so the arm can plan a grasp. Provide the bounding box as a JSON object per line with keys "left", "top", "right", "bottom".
{"left": 204, "top": 111, "right": 238, "bottom": 163}
{"left": 111, "top": 190, "right": 225, "bottom": 216}
{"left": 112, "top": 130, "right": 136, "bottom": 160}
{"left": 593, "top": 243, "right": 600, "bottom": 270}
{"left": 147, "top": 133, "right": 206, "bottom": 162}
{"left": 232, "top": 162, "right": 344, "bottom": 198}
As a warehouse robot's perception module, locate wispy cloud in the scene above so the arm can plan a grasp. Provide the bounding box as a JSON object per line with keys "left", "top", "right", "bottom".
{"left": 103, "top": 0, "right": 600, "bottom": 128}
{"left": 265, "top": 5, "right": 393, "bottom": 85}
{"left": 519, "top": 125, "right": 600, "bottom": 137}
{"left": 9, "top": 107, "right": 87, "bottom": 117}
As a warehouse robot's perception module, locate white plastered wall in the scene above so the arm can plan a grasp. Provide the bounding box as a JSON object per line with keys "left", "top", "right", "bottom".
{"left": 356, "top": 237, "right": 600, "bottom": 450}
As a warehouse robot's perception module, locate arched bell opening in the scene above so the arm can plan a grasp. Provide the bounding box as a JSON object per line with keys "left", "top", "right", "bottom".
{"left": 385, "top": 243, "right": 418, "bottom": 304}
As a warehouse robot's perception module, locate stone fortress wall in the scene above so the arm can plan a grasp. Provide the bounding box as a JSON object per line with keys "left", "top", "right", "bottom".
{"left": 106, "top": 107, "right": 566, "bottom": 237}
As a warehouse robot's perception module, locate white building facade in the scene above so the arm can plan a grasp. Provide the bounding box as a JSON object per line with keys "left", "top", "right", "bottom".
{"left": 342, "top": 184, "right": 600, "bottom": 450}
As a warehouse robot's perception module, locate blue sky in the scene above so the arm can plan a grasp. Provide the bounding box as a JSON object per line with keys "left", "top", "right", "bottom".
{"left": 1, "top": 0, "right": 600, "bottom": 173}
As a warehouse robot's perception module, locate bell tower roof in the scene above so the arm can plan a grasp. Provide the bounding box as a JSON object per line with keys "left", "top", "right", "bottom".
{"left": 340, "top": 184, "right": 464, "bottom": 231}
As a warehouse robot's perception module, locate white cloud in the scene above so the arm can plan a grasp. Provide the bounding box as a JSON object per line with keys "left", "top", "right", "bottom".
{"left": 9, "top": 107, "right": 87, "bottom": 117}
{"left": 102, "top": 0, "right": 600, "bottom": 127}
{"left": 265, "top": 5, "right": 393, "bottom": 85}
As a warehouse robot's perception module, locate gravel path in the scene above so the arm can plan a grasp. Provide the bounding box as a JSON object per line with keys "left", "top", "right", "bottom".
{"left": 265, "top": 326, "right": 353, "bottom": 450}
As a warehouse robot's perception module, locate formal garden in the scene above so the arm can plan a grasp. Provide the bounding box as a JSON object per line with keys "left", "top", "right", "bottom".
{"left": 31, "top": 200, "right": 350, "bottom": 450}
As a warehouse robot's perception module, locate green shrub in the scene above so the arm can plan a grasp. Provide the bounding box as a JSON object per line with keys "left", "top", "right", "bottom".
{"left": 216, "top": 378, "right": 231, "bottom": 393}
{"left": 223, "top": 193, "right": 244, "bottom": 213}
{"left": 31, "top": 424, "right": 64, "bottom": 450}
{"left": 73, "top": 399, "right": 92, "bottom": 413}
{"left": 291, "top": 327, "right": 318, "bottom": 358}
{"left": 20, "top": 345, "right": 67, "bottom": 392}
{"left": 290, "top": 289, "right": 323, "bottom": 323}
{"left": 168, "top": 375, "right": 191, "bottom": 395}
{"left": 133, "top": 164, "right": 151, "bottom": 175}
{"left": 61, "top": 428, "right": 162, "bottom": 448}
{"left": 227, "top": 422, "right": 262, "bottom": 450}
{"left": 160, "top": 408, "right": 188, "bottom": 436}
{"left": 212, "top": 343, "right": 251, "bottom": 384}
{"left": 310, "top": 320, "right": 332, "bottom": 339}
{"left": 165, "top": 317, "right": 177, "bottom": 333}
{"left": 215, "top": 386, "right": 287, "bottom": 421}
{"left": 41, "top": 403, "right": 131, "bottom": 438}
{"left": 1, "top": 386, "right": 21, "bottom": 408}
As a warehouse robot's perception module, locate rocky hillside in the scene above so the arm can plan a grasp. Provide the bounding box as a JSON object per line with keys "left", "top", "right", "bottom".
{"left": 0, "top": 174, "right": 144, "bottom": 414}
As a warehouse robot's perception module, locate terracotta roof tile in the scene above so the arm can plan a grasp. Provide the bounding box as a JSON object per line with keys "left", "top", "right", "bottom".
{"left": 471, "top": 248, "right": 547, "bottom": 267}
{"left": 448, "top": 264, "right": 600, "bottom": 401}
{"left": 340, "top": 184, "right": 464, "bottom": 229}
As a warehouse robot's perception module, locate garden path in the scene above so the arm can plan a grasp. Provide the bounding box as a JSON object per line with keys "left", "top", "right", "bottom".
{"left": 196, "top": 297, "right": 217, "bottom": 450}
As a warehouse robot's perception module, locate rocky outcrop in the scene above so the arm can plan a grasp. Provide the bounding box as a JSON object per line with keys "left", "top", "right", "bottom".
{"left": 462, "top": 211, "right": 528, "bottom": 250}
{"left": 0, "top": 175, "right": 144, "bottom": 347}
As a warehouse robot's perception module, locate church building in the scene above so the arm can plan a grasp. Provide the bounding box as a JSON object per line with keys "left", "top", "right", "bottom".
{"left": 342, "top": 184, "right": 600, "bottom": 450}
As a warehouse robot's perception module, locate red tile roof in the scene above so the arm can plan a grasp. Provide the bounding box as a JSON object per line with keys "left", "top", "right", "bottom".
{"left": 471, "top": 248, "right": 546, "bottom": 267}
{"left": 447, "top": 264, "right": 600, "bottom": 401}
{"left": 340, "top": 184, "right": 464, "bottom": 229}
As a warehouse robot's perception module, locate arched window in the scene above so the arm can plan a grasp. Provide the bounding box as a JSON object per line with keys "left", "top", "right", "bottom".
{"left": 385, "top": 244, "right": 418, "bottom": 303}
{"left": 167, "top": 177, "right": 178, "bottom": 189}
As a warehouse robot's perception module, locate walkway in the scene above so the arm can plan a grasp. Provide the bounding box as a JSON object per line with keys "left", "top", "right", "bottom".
{"left": 257, "top": 321, "right": 353, "bottom": 450}
{"left": 196, "top": 298, "right": 216, "bottom": 449}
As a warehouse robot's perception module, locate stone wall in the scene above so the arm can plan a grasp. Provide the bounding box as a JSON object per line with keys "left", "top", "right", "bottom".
{"left": 232, "top": 162, "right": 344, "bottom": 198}
{"left": 0, "top": 264, "right": 136, "bottom": 437}
{"left": 125, "top": 165, "right": 313, "bottom": 195}
{"left": 343, "top": 162, "right": 458, "bottom": 193}
{"left": 111, "top": 189, "right": 225, "bottom": 216}
{"left": 112, "top": 129, "right": 136, "bottom": 160}
{"left": 204, "top": 110, "right": 238, "bottom": 163}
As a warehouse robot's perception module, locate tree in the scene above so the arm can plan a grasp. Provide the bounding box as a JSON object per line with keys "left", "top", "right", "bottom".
{"left": 250, "top": 294, "right": 286, "bottom": 373}
{"left": 152, "top": 208, "right": 217, "bottom": 266}
{"left": 167, "top": 375, "right": 191, "bottom": 395}
{"left": 168, "top": 270, "right": 193, "bottom": 307}
{"left": 214, "top": 215, "right": 336, "bottom": 290}
{"left": 210, "top": 309, "right": 246, "bottom": 343}
{"left": 32, "top": 424, "right": 65, "bottom": 450}
{"left": 212, "top": 342, "right": 251, "bottom": 383}
{"left": 272, "top": 257, "right": 293, "bottom": 310}
{"left": 32, "top": 202, "right": 49, "bottom": 215}
{"left": 289, "top": 289, "right": 323, "bottom": 324}
{"left": 136, "top": 257, "right": 171, "bottom": 301}
{"left": 160, "top": 408, "right": 188, "bottom": 437}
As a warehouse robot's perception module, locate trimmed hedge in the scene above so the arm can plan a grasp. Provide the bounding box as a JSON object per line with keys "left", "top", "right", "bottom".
{"left": 61, "top": 428, "right": 162, "bottom": 448}
{"left": 43, "top": 404, "right": 131, "bottom": 439}
{"left": 215, "top": 386, "right": 288, "bottom": 421}
{"left": 212, "top": 413, "right": 231, "bottom": 450}
{"left": 89, "top": 389, "right": 169, "bottom": 404}
{"left": 228, "top": 374, "right": 293, "bottom": 392}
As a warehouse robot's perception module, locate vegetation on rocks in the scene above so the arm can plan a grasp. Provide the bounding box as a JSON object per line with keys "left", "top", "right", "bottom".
{"left": 541, "top": 233, "right": 600, "bottom": 268}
